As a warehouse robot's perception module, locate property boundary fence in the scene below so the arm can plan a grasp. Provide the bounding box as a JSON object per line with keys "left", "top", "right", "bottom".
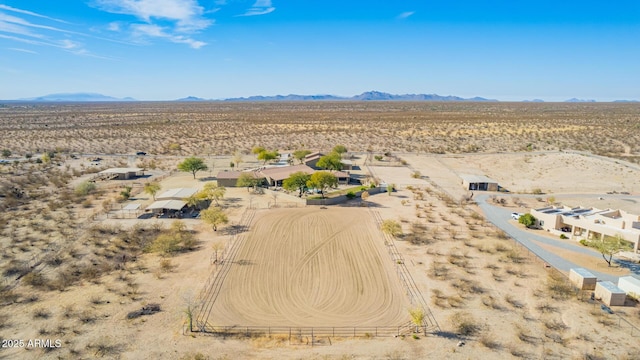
{"left": 370, "top": 210, "right": 440, "bottom": 333}
{"left": 267, "top": 201, "right": 304, "bottom": 209}
{"left": 196, "top": 322, "right": 418, "bottom": 343}
{"left": 195, "top": 209, "right": 256, "bottom": 330}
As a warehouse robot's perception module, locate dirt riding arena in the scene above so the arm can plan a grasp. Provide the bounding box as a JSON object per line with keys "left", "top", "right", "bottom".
{"left": 202, "top": 207, "right": 411, "bottom": 328}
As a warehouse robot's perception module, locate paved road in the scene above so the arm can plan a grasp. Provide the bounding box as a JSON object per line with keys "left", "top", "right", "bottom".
{"left": 475, "top": 194, "right": 639, "bottom": 283}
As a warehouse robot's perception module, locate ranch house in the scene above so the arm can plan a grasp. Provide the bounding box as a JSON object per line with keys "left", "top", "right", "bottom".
{"left": 531, "top": 206, "right": 640, "bottom": 252}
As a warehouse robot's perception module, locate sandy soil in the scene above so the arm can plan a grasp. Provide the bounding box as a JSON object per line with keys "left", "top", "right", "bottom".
{"left": 402, "top": 151, "right": 640, "bottom": 196}
{"left": 208, "top": 208, "right": 410, "bottom": 327}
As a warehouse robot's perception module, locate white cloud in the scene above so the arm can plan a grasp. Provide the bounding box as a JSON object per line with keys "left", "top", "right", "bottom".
{"left": 94, "top": 0, "right": 212, "bottom": 32}
{"left": 131, "top": 23, "right": 206, "bottom": 48}
{"left": 108, "top": 22, "right": 122, "bottom": 31}
{"left": 0, "top": 18, "right": 43, "bottom": 38}
{"left": 0, "top": 7, "right": 110, "bottom": 59}
{"left": 397, "top": 11, "right": 415, "bottom": 19}
{"left": 93, "top": 0, "right": 212, "bottom": 48}
{"left": 8, "top": 47, "right": 38, "bottom": 54}
{"left": 240, "top": 0, "right": 275, "bottom": 16}
{"left": 0, "top": 4, "right": 70, "bottom": 24}
{"left": 0, "top": 13, "right": 76, "bottom": 35}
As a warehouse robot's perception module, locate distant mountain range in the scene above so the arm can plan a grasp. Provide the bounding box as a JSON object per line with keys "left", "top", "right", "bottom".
{"left": 172, "top": 91, "right": 497, "bottom": 102}
{"left": 218, "top": 91, "right": 497, "bottom": 102}
{"left": 5, "top": 92, "right": 639, "bottom": 103}
{"left": 18, "top": 93, "right": 136, "bottom": 102}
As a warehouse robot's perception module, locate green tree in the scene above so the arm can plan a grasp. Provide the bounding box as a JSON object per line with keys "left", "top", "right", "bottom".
{"left": 381, "top": 219, "right": 402, "bottom": 237}
{"left": 251, "top": 146, "right": 266, "bottom": 155}
{"left": 198, "top": 183, "right": 226, "bottom": 206}
{"left": 518, "top": 213, "right": 537, "bottom": 228}
{"left": 185, "top": 194, "right": 205, "bottom": 210}
{"left": 1, "top": 149, "right": 10, "bottom": 158}
{"left": 409, "top": 307, "right": 426, "bottom": 334}
{"left": 177, "top": 157, "right": 208, "bottom": 179}
{"left": 587, "top": 234, "right": 633, "bottom": 267}
{"left": 257, "top": 150, "right": 279, "bottom": 164}
{"left": 236, "top": 172, "right": 261, "bottom": 192}
{"left": 232, "top": 151, "right": 243, "bottom": 168}
{"left": 143, "top": 182, "right": 161, "bottom": 200}
{"left": 332, "top": 145, "right": 348, "bottom": 154}
{"left": 316, "top": 152, "right": 343, "bottom": 171}
{"left": 200, "top": 206, "right": 228, "bottom": 231}
{"left": 306, "top": 171, "right": 338, "bottom": 198}
{"left": 283, "top": 171, "right": 311, "bottom": 197}
{"left": 293, "top": 149, "right": 312, "bottom": 164}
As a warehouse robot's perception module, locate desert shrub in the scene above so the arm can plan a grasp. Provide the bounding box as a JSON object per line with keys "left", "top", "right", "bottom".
{"left": 452, "top": 278, "right": 484, "bottom": 294}
{"left": 75, "top": 181, "right": 96, "bottom": 196}
{"left": 503, "top": 249, "right": 526, "bottom": 264}
{"left": 544, "top": 320, "right": 567, "bottom": 331}
{"left": 504, "top": 294, "right": 525, "bottom": 308}
{"left": 0, "top": 289, "right": 19, "bottom": 304}
{"left": 88, "top": 336, "right": 121, "bottom": 357}
{"left": 160, "top": 259, "right": 174, "bottom": 273}
{"left": 515, "top": 325, "right": 538, "bottom": 344}
{"left": 536, "top": 302, "right": 558, "bottom": 313}
{"left": 546, "top": 272, "right": 574, "bottom": 300}
{"left": 518, "top": 213, "right": 537, "bottom": 228}
{"left": 79, "top": 310, "right": 97, "bottom": 324}
{"left": 481, "top": 295, "right": 505, "bottom": 310}
{"left": 0, "top": 313, "right": 9, "bottom": 329}
{"left": 427, "top": 262, "right": 450, "bottom": 280}
{"left": 345, "top": 191, "right": 356, "bottom": 199}
{"left": 150, "top": 234, "right": 181, "bottom": 255}
{"left": 179, "top": 353, "right": 211, "bottom": 360}
{"left": 33, "top": 307, "right": 51, "bottom": 319}
{"left": 380, "top": 219, "right": 402, "bottom": 237}
{"left": 119, "top": 186, "right": 132, "bottom": 201}
{"left": 479, "top": 334, "right": 501, "bottom": 350}
{"left": 450, "top": 312, "right": 481, "bottom": 336}
{"left": 22, "top": 271, "right": 47, "bottom": 288}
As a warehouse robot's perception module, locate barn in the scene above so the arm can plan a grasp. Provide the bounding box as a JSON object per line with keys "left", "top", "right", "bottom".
{"left": 460, "top": 174, "right": 499, "bottom": 191}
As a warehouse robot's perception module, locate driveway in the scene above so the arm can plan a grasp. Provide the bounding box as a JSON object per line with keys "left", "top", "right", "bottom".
{"left": 475, "top": 194, "right": 632, "bottom": 283}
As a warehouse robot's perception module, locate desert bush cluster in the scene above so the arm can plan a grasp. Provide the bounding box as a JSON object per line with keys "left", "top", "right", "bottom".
{"left": 394, "top": 182, "right": 638, "bottom": 358}
{"left": 1, "top": 102, "right": 639, "bottom": 160}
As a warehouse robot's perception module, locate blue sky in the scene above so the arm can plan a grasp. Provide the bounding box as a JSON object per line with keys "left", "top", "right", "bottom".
{"left": 0, "top": 1, "right": 639, "bottom": 101}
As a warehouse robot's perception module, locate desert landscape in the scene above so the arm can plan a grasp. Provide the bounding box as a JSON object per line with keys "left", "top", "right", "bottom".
{"left": 1, "top": 102, "right": 640, "bottom": 359}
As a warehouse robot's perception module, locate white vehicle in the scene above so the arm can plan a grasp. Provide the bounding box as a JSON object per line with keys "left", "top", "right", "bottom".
{"left": 511, "top": 212, "right": 524, "bottom": 220}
